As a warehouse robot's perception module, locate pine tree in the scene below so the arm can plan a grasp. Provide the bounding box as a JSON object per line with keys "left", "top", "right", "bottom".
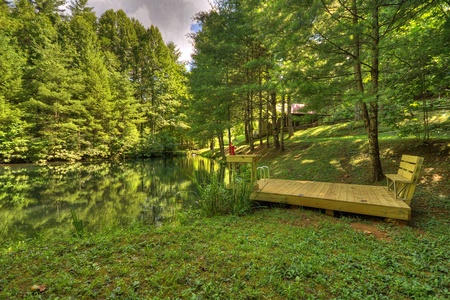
{"left": 0, "top": 2, "right": 29, "bottom": 162}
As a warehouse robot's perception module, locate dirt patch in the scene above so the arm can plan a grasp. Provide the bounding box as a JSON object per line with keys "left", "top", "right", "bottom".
{"left": 350, "top": 222, "right": 392, "bottom": 241}
{"left": 271, "top": 206, "right": 322, "bottom": 227}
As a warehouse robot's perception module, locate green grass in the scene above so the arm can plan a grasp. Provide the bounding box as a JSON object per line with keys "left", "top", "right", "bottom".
{"left": 2, "top": 209, "right": 449, "bottom": 299}
{"left": 1, "top": 122, "right": 449, "bottom": 299}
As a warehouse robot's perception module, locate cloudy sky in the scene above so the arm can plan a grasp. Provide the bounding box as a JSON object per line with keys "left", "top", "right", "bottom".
{"left": 85, "top": 0, "right": 211, "bottom": 62}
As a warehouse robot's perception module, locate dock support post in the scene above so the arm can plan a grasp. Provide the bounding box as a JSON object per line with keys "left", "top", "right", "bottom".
{"left": 226, "top": 155, "right": 261, "bottom": 185}
{"left": 325, "top": 210, "right": 335, "bottom": 217}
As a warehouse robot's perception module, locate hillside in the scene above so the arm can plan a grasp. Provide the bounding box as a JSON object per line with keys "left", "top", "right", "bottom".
{"left": 234, "top": 122, "right": 449, "bottom": 229}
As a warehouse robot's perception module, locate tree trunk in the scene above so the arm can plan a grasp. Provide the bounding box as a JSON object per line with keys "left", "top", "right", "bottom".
{"left": 287, "top": 94, "right": 294, "bottom": 137}
{"left": 227, "top": 89, "right": 232, "bottom": 146}
{"left": 270, "top": 91, "right": 280, "bottom": 149}
{"left": 247, "top": 91, "right": 254, "bottom": 151}
{"left": 353, "top": 0, "right": 383, "bottom": 182}
{"left": 281, "top": 93, "right": 285, "bottom": 151}
{"left": 352, "top": 0, "right": 364, "bottom": 121}
{"left": 368, "top": 1, "right": 383, "bottom": 182}
{"left": 244, "top": 121, "right": 249, "bottom": 143}
{"left": 266, "top": 91, "right": 270, "bottom": 148}
{"left": 218, "top": 131, "right": 225, "bottom": 158}
{"left": 258, "top": 69, "right": 264, "bottom": 146}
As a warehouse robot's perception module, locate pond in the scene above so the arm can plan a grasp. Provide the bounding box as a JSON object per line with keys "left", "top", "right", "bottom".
{"left": 0, "top": 155, "right": 224, "bottom": 243}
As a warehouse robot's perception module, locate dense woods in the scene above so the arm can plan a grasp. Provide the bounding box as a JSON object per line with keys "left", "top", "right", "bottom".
{"left": 189, "top": 0, "right": 449, "bottom": 181}
{"left": 1, "top": 0, "right": 449, "bottom": 181}
{"left": 0, "top": 0, "right": 189, "bottom": 163}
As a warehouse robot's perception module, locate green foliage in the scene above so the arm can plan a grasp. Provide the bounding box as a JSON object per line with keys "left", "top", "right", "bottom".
{"left": 0, "top": 2, "right": 188, "bottom": 162}
{"left": 379, "top": 3, "right": 450, "bottom": 142}
{"left": 381, "top": 98, "right": 450, "bottom": 141}
{"left": 2, "top": 0, "right": 447, "bottom": 163}
{"left": 189, "top": 0, "right": 448, "bottom": 180}
{"left": 0, "top": 97, "right": 29, "bottom": 162}
{"left": 136, "top": 131, "right": 180, "bottom": 157}
{"left": 70, "top": 208, "right": 85, "bottom": 238}
{"left": 193, "top": 171, "right": 253, "bottom": 217}
{"left": 230, "top": 178, "right": 254, "bottom": 215}
{"left": 194, "top": 172, "right": 231, "bottom": 217}
{"left": 0, "top": 34, "right": 24, "bottom": 100}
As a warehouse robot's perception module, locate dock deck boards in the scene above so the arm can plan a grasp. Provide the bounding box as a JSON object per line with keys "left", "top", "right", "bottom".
{"left": 251, "top": 179, "right": 411, "bottom": 220}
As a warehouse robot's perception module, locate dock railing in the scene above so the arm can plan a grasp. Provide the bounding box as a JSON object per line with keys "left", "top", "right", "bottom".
{"left": 257, "top": 166, "right": 270, "bottom": 180}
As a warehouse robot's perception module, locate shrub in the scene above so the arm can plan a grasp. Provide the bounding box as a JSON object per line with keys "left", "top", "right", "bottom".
{"left": 193, "top": 171, "right": 254, "bottom": 217}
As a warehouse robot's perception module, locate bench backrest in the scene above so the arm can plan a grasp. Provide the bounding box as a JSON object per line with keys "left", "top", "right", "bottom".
{"left": 396, "top": 155, "right": 424, "bottom": 204}
{"left": 396, "top": 155, "right": 424, "bottom": 184}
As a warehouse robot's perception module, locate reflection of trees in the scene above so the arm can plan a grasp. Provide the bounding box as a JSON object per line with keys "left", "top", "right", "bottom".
{"left": 0, "top": 156, "right": 223, "bottom": 242}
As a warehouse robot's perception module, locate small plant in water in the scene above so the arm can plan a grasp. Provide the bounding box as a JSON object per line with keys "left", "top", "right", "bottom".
{"left": 70, "top": 208, "right": 85, "bottom": 237}
{"left": 230, "top": 179, "right": 254, "bottom": 215}
{"left": 193, "top": 171, "right": 254, "bottom": 217}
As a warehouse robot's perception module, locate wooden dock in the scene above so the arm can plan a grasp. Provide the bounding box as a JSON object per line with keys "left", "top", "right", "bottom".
{"left": 251, "top": 179, "right": 411, "bottom": 221}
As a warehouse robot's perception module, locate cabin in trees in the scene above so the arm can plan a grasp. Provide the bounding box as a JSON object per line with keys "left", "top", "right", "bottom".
{"left": 255, "top": 104, "right": 331, "bottom": 139}
{"left": 283, "top": 103, "right": 331, "bottom": 130}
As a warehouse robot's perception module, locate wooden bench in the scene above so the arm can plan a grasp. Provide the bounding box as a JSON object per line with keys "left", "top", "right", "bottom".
{"left": 385, "top": 155, "right": 424, "bottom": 205}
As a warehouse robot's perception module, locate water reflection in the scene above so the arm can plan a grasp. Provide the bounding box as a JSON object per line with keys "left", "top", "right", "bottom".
{"left": 0, "top": 155, "right": 222, "bottom": 242}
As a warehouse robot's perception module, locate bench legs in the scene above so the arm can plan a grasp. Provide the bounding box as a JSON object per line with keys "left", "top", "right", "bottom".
{"left": 386, "top": 178, "right": 416, "bottom": 205}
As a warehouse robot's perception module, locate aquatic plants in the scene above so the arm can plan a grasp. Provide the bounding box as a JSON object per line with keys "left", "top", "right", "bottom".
{"left": 70, "top": 208, "right": 84, "bottom": 237}
{"left": 193, "top": 171, "right": 254, "bottom": 217}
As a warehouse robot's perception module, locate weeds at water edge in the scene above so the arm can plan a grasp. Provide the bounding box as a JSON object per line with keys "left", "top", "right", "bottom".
{"left": 70, "top": 208, "right": 85, "bottom": 237}
{"left": 192, "top": 171, "right": 254, "bottom": 217}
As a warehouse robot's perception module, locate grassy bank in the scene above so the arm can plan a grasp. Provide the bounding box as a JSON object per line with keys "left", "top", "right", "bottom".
{"left": 2, "top": 123, "right": 449, "bottom": 299}
{"left": 2, "top": 209, "right": 449, "bottom": 299}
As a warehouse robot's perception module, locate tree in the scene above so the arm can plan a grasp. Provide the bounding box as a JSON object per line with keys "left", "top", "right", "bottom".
{"left": 23, "top": 41, "right": 82, "bottom": 160}
{"left": 0, "top": 2, "right": 24, "bottom": 103}
{"left": 0, "top": 3, "right": 29, "bottom": 162}
{"left": 98, "top": 9, "right": 138, "bottom": 73}
{"left": 0, "top": 96, "right": 29, "bottom": 163}
{"left": 11, "top": 0, "right": 84, "bottom": 161}
{"left": 2, "top": 0, "right": 189, "bottom": 162}
{"left": 189, "top": 0, "right": 279, "bottom": 155}
{"left": 382, "top": 1, "right": 450, "bottom": 141}
{"left": 189, "top": 7, "right": 239, "bottom": 156}
{"left": 189, "top": 0, "right": 447, "bottom": 181}
{"left": 298, "top": 0, "right": 436, "bottom": 181}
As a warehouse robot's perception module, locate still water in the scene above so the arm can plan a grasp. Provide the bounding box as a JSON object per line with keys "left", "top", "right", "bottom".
{"left": 0, "top": 155, "right": 223, "bottom": 243}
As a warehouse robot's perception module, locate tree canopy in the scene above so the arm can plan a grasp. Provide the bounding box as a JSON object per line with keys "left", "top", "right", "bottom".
{"left": 1, "top": 0, "right": 448, "bottom": 179}
{"left": 188, "top": 0, "right": 449, "bottom": 181}
{"left": 0, "top": 0, "right": 188, "bottom": 162}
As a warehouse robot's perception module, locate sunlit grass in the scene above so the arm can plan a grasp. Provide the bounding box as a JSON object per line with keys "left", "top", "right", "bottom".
{"left": 300, "top": 159, "right": 315, "bottom": 164}
{"left": 329, "top": 159, "right": 345, "bottom": 172}
{"left": 2, "top": 208, "right": 449, "bottom": 299}
{"left": 291, "top": 121, "right": 367, "bottom": 140}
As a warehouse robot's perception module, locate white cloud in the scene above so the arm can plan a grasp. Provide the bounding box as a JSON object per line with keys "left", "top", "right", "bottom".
{"left": 86, "top": 0, "right": 210, "bottom": 62}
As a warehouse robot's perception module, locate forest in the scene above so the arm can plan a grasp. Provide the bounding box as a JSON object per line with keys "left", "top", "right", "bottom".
{"left": 1, "top": 0, "right": 189, "bottom": 163}
{"left": 1, "top": 1, "right": 449, "bottom": 177}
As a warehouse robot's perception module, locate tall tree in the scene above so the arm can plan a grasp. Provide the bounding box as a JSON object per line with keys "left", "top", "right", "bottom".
{"left": 382, "top": 1, "right": 450, "bottom": 141}
{"left": 300, "top": 0, "right": 435, "bottom": 181}
{"left": 189, "top": 7, "right": 240, "bottom": 156}
{"left": 98, "top": 9, "right": 137, "bottom": 73}
{"left": 0, "top": 2, "right": 24, "bottom": 102}
{"left": 12, "top": 0, "right": 82, "bottom": 160}
{"left": 0, "top": 2, "right": 29, "bottom": 162}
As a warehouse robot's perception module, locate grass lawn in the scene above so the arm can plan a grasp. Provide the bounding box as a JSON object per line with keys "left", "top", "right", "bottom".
{"left": 1, "top": 123, "right": 449, "bottom": 299}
